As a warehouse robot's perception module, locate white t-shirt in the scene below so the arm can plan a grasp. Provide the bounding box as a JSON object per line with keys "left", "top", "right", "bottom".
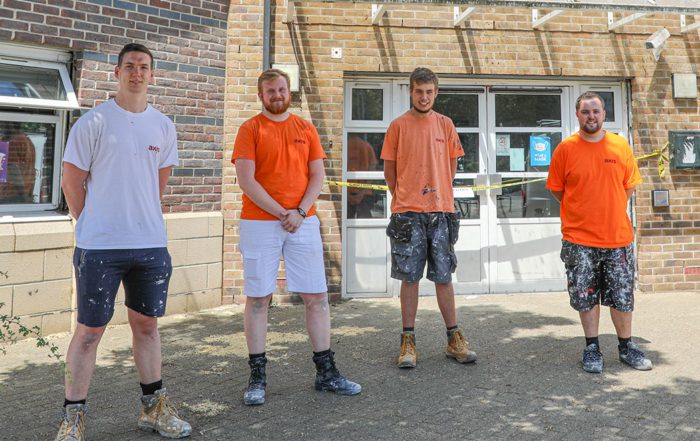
{"left": 63, "top": 99, "right": 179, "bottom": 249}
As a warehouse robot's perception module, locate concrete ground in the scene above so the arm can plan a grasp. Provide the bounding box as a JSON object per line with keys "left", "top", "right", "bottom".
{"left": 1, "top": 291, "right": 698, "bottom": 441}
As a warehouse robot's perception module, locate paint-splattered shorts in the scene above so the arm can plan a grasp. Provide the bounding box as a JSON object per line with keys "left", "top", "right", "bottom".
{"left": 560, "top": 240, "right": 635, "bottom": 312}
{"left": 387, "top": 212, "right": 459, "bottom": 283}
{"left": 73, "top": 247, "right": 172, "bottom": 327}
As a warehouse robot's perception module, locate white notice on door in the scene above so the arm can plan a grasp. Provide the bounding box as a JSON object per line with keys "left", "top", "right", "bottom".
{"left": 496, "top": 134, "right": 510, "bottom": 156}
{"left": 453, "top": 187, "right": 475, "bottom": 198}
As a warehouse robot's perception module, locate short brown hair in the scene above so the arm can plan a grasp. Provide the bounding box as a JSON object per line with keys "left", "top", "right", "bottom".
{"left": 257, "top": 69, "right": 291, "bottom": 94}
{"left": 409, "top": 67, "right": 438, "bottom": 91}
{"left": 575, "top": 91, "right": 605, "bottom": 111}
{"left": 118, "top": 43, "right": 154, "bottom": 69}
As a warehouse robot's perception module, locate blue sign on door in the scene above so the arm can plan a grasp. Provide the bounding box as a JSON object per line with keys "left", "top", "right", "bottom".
{"left": 529, "top": 136, "right": 551, "bottom": 166}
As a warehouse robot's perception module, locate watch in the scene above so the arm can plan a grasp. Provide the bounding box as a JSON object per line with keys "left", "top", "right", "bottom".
{"left": 296, "top": 207, "right": 307, "bottom": 218}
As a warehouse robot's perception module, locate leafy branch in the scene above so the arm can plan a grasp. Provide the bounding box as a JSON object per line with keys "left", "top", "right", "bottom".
{"left": 0, "top": 301, "right": 63, "bottom": 361}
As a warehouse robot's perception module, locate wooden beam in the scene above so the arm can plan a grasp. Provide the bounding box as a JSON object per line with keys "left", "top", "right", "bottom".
{"left": 680, "top": 15, "right": 700, "bottom": 33}
{"left": 371, "top": 4, "right": 387, "bottom": 24}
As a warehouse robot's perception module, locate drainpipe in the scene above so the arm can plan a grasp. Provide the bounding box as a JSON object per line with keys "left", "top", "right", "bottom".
{"left": 263, "top": 0, "right": 271, "bottom": 70}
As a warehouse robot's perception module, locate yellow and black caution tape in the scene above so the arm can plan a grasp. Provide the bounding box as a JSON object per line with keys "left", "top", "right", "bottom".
{"left": 327, "top": 143, "right": 670, "bottom": 192}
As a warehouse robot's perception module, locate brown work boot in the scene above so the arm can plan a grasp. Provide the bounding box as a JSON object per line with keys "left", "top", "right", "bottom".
{"left": 138, "top": 388, "right": 192, "bottom": 439}
{"left": 398, "top": 331, "right": 417, "bottom": 368}
{"left": 55, "top": 404, "right": 86, "bottom": 441}
{"left": 446, "top": 328, "right": 477, "bottom": 364}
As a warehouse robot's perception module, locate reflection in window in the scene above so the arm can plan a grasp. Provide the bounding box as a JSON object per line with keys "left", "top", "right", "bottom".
{"left": 433, "top": 92, "right": 479, "bottom": 128}
{"left": 346, "top": 180, "right": 387, "bottom": 219}
{"left": 457, "top": 133, "right": 478, "bottom": 173}
{"left": 495, "top": 132, "right": 562, "bottom": 173}
{"left": 497, "top": 181, "right": 560, "bottom": 219}
{"left": 0, "top": 64, "right": 66, "bottom": 101}
{"left": 347, "top": 133, "right": 384, "bottom": 172}
{"left": 351, "top": 89, "right": 383, "bottom": 121}
{"left": 0, "top": 120, "right": 55, "bottom": 204}
{"left": 495, "top": 94, "right": 561, "bottom": 127}
{"left": 593, "top": 91, "right": 615, "bottom": 122}
{"left": 453, "top": 178, "right": 479, "bottom": 220}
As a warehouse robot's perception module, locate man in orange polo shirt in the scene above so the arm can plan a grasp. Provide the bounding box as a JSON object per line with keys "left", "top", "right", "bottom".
{"left": 381, "top": 67, "right": 477, "bottom": 369}
{"left": 547, "top": 91, "right": 652, "bottom": 373}
{"left": 232, "top": 69, "right": 361, "bottom": 406}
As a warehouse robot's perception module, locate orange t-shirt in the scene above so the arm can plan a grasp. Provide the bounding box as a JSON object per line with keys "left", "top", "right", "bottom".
{"left": 546, "top": 132, "right": 641, "bottom": 248}
{"left": 232, "top": 113, "right": 327, "bottom": 220}
{"left": 380, "top": 110, "right": 464, "bottom": 213}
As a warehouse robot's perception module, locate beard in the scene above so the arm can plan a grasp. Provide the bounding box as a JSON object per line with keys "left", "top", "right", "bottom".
{"left": 263, "top": 97, "right": 290, "bottom": 115}
{"left": 412, "top": 103, "right": 433, "bottom": 114}
{"left": 581, "top": 121, "right": 601, "bottom": 134}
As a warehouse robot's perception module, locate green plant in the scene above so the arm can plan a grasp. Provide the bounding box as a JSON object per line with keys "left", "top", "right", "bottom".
{"left": 0, "top": 301, "right": 62, "bottom": 361}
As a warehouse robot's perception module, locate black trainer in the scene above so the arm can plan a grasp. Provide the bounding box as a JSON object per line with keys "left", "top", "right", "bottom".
{"left": 243, "top": 356, "right": 267, "bottom": 405}
{"left": 312, "top": 351, "right": 362, "bottom": 395}
{"left": 582, "top": 343, "right": 603, "bottom": 373}
{"left": 619, "top": 341, "right": 653, "bottom": 371}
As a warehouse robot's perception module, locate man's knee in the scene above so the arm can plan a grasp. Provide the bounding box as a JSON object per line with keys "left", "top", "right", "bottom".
{"left": 73, "top": 324, "right": 106, "bottom": 349}
{"left": 247, "top": 295, "right": 271, "bottom": 314}
{"left": 302, "top": 294, "right": 329, "bottom": 313}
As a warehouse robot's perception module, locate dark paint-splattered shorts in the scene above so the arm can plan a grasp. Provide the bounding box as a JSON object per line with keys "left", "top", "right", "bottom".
{"left": 73, "top": 247, "right": 172, "bottom": 327}
{"left": 560, "top": 240, "right": 635, "bottom": 313}
{"left": 388, "top": 212, "right": 458, "bottom": 283}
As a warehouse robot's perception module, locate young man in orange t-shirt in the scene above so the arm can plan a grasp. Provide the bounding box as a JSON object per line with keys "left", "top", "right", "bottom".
{"left": 381, "top": 67, "right": 477, "bottom": 369}
{"left": 232, "top": 69, "right": 361, "bottom": 406}
{"left": 547, "top": 91, "right": 651, "bottom": 374}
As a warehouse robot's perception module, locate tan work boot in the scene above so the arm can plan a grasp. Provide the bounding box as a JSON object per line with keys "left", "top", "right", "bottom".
{"left": 138, "top": 388, "right": 192, "bottom": 439}
{"left": 55, "top": 404, "right": 86, "bottom": 441}
{"left": 446, "top": 328, "right": 477, "bottom": 364}
{"left": 398, "top": 331, "right": 417, "bottom": 368}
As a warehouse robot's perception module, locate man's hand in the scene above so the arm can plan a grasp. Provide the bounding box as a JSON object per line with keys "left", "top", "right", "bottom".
{"left": 280, "top": 209, "right": 304, "bottom": 233}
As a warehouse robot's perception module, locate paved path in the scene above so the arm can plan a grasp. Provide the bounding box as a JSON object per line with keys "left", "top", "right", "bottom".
{"left": 2, "top": 292, "right": 699, "bottom": 440}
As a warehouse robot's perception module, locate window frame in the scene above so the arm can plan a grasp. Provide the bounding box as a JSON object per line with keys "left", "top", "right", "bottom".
{"left": 344, "top": 82, "right": 392, "bottom": 128}
{"left": 0, "top": 58, "right": 79, "bottom": 110}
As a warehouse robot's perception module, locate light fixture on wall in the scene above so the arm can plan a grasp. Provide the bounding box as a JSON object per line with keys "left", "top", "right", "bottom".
{"left": 271, "top": 64, "right": 300, "bottom": 92}
{"left": 645, "top": 28, "right": 670, "bottom": 61}
{"left": 672, "top": 73, "right": 698, "bottom": 99}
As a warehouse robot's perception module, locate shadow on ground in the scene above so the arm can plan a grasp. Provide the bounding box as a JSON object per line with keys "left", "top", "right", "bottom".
{"left": 0, "top": 299, "right": 695, "bottom": 441}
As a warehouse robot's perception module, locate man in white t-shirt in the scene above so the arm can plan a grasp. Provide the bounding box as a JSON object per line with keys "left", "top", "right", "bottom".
{"left": 55, "top": 43, "right": 191, "bottom": 441}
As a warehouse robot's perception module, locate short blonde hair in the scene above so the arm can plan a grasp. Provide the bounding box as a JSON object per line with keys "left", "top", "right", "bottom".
{"left": 257, "top": 69, "right": 291, "bottom": 94}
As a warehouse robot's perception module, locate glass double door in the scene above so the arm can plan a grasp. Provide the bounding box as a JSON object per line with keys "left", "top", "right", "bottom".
{"left": 342, "top": 81, "right": 602, "bottom": 297}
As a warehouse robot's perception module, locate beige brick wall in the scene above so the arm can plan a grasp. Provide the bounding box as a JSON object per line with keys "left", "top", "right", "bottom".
{"left": 1, "top": 211, "right": 223, "bottom": 337}
{"left": 223, "top": 2, "right": 700, "bottom": 296}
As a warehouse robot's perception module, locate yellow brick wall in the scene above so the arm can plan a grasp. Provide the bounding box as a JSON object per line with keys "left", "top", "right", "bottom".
{"left": 223, "top": 2, "right": 700, "bottom": 297}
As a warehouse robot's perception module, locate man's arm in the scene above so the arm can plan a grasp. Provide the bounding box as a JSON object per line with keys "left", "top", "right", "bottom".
{"left": 551, "top": 190, "right": 564, "bottom": 202}
{"left": 280, "top": 158, "right": 325, "bottom": 233}
{"left": 62, "top": 162, "right": 89, "bottom": 220}
{"left": 384, "top": 159, "right": 397, "bottom": 196}
{"left": 235, "top": 159, "right": 287, "bottom": 220}
{"left": 159, "top": 166, "right": 173, "bottom": 199}
{"left": 626, "top": 187, "right": 635, "bottom": 200}
{"left": 450, "top": 158, "right": 458, "bottom": 179}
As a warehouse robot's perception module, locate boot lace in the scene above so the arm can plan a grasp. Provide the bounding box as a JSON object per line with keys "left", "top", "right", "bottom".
{"left": 58, "top": 409, "right": 85, "bottom": 439}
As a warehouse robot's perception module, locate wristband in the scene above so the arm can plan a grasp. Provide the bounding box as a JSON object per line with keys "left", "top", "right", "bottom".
{"left": 296, "top": 207, "right": 307, "bottom": 218}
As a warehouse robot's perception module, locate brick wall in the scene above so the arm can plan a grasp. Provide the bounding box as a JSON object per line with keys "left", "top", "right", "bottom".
{"left": 224, "top": 1, "right": 700, "bottom": 297}
{"left": 1, "top": 0, "right": 229, "bottom": 213}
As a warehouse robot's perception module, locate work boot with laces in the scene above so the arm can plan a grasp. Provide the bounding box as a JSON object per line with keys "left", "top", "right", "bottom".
{"left": 54, "top": 404, "right": 86, "bottom": 441}
{"left": 398, "top": 331, "right": 417, "bottom": 368}
{"left": 138, "top": 388, "right": 192, "bottom": 439}
{"left": 312, "top": 351, "right": 362, "bottom": 395}
{"left": 446, "top": 328, "right": 478, "bottom": 364}
{"left": 243, "top": 356, "right": 267, "bottom": 405}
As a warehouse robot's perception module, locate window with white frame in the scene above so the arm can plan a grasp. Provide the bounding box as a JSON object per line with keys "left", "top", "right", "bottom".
{"left": 0, "top": 45, "right": 79, "bottom": 212}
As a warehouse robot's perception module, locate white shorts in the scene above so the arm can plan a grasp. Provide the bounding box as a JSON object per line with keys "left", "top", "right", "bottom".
{"left": 239, "top": 216, "right": 328, "bottom": 297}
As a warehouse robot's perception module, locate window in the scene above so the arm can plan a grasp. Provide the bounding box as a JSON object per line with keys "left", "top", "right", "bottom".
{"left": 0, "top": 46, "right": 78, "bottom": 212}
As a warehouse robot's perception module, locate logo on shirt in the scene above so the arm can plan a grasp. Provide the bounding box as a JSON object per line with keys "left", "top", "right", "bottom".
{"left": 435, "top": 138, "right": 445, "bottom": 144}
{"left": 604, "top": 158, "right": 617, "bottom": 164}
{"left": 148, "top": 145, "right": 160, "bottom": 153}
{"left": 293, "top": 138, "right": 307, "bottom": 145}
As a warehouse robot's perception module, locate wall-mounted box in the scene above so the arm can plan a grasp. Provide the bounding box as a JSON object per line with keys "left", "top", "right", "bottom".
{"left": 669, "top": 131, "right": 700, "bottom": 170}
{"left": 651, "top": 189, "right": 669, "bottom": 208}
{"left": 271, "top": 63, "right": 300, "bottom": 92}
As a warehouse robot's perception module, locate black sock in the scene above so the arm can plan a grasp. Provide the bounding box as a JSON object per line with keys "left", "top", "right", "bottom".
{"left": 618, "top": 337, "right": 631, "bottom": 351}
{"left": 585, "top": 336, "right": 599, "bottom": 347}
{"left": 249, "top": 352, "right": 266, "bottom": 360}
{"left": 64, "top": 399, "right": 86, "bottom": 407}
{"left": 402, "top": 327, "right": 414, "bottom": 333}
{"left": 313, "top": 349, "right": 331, "bottom": 357}
{"left": 140, "top": 380, "right": 162, "bottom": 396}
{"left": 447, "top": 325, "right": 459, "bottom": 332}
